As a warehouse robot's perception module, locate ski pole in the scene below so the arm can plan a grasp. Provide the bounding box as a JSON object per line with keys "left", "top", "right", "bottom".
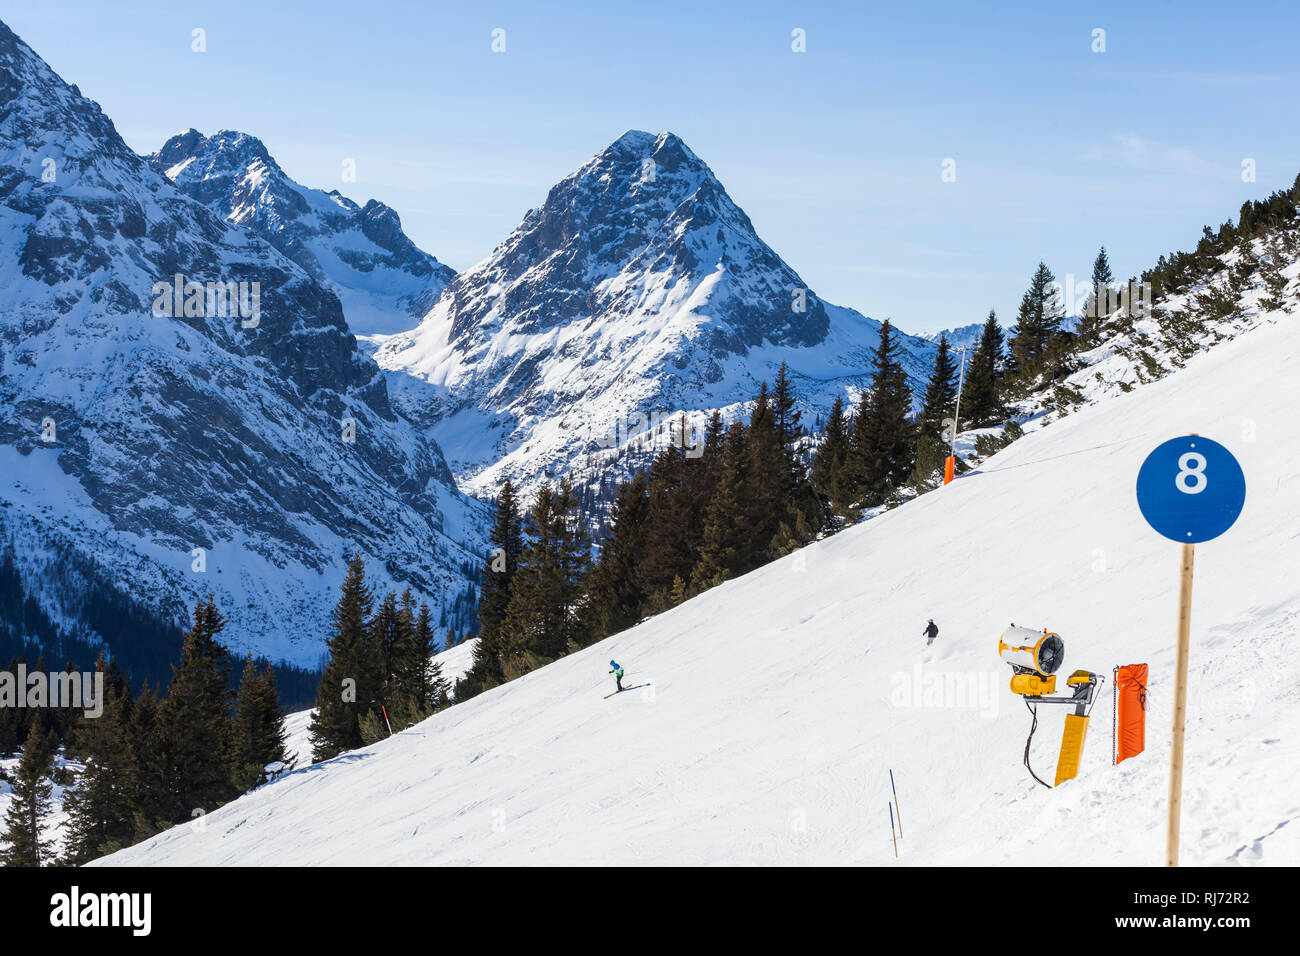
{"left": 890, "top": 769, "right": 903, "bottom": 839}
{"left": 889, "top": 803, "right": 898, "bottom": 859}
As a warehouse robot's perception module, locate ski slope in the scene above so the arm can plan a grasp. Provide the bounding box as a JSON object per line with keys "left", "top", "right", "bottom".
{"left": 97, "top": 312, "right": 1300, "bottom": 866}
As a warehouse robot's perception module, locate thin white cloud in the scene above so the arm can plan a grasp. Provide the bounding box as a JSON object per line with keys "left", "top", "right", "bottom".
{"left": 1087, "top": 134, "right": 1218, "bottom": 176}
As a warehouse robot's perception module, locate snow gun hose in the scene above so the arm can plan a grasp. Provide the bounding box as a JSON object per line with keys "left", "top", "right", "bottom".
{"left": 1023, "top": 698, "right": 1053, "bottom": 789}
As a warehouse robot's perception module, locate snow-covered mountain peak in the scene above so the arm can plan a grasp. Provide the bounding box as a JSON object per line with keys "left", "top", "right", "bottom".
{"left": 0, "top": 21, "right": 143, "bottom": 197}
{"left": 605, "top": 127, "right": 662, "bottom": 152}
{"left": 148, "top": 127, "right": 455, "bottom": 335}
{"left": 593, "top": 129, "right": 701, "bottom": 174}
{"left": 372, "top": 130, "right": 936, "bottom": 500}
{"left": 447, "top": 127, "right": 823, "bottom": 346}
{"left": 155, "top": 128, "right": 276, "bottom": 181}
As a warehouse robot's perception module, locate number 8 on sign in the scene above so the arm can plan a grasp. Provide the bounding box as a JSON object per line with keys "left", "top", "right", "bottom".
{"left": 1175, "top": 453, "right": 1207, "bottom": 494}
{"left": 1137, "top": 436, "right": 1245, "bottom": 543}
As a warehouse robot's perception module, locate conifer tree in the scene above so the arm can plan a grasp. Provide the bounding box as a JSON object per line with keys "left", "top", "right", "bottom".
{"left": 418, "top": 605, "right": 451, "bottom": 711}
{"left": 669, "top": 574, "right": 688, "bottom": 606}
{"left": 388, "top": 600, "right": 442, "bottom": 728}
{"left": 911, "top": 334, "right": 959, "bottom": 485}
{"left": 48, "top": 659, "right": 79, "bottom": 743}
{"left": 228, "top": 655, "right": 289, "bottom": 792}
{"left": 810, "top": 394, "right": 849, "bottom": 510}
{"left": 744, "top": 382, "right": 789, "bottom": 563}
{"left": 581, "top": 472, "right": 651, "bottom": 640}
{"left": 771, "top": 362, "right": 803, "bottom": 451}
{"left": 693, "top": 421, "right": 749, "bottom": 588}
{"left": 1008, "top": 262, "right": 1064, "bottom": 377}
{"left": 548, "top": 480, "right": 592, "bottom": 655}
{"left": 310, "top": 555, "right": 377, "bottom": 761}
{"left": 835, "top": 396, "right": 868, "bottom": 510}
{"left": 428, "top": 657, "right": 450, "bottom": 713}
{"left": 125, "top": 681, "right": 170, "bottom": 840}
{"left": 460, "top": 481, "right": 522, "bottom": 698}
{"left": 1079, "top": 245, "right": 1115, "bottom": 346}
{"left": 369, "top": 590, "right": 403, "bottom": 696}
{"left": 674, "top": 413, "right": 717, "bottom": 567}
{"left": 772, "top": 507, "right": 815, "bottom": 558}
{"left": 850, "top": 320, "right": 915, "bottom": 506}
{"left": 638, "top": 441, "right": 693, "bottom": 602}
{"left": 0, "top": 714, "right": 58, "bottom": 867}
{"left": 61, "top": 655, "right": 135, "bottom": 864}
{"left": 917, "top": 335, "right": 959, "bottom": 433}
{"left": 498, "top": 486, "right": 552, "bottom": 672}
{"left": 703, "top": 409, "right": 726, "bottom": 463}
{"left": 393, "top": 589, "right": 420, "bottom": 700}
{"left": 500, "top": 482, "right": 590, "bottom": 673}
{"left": 0, "top": 661, "right": 18, "bottom": 757}
{"left": 163, "top": 594, "right": 235, "bottom": 816}
{"left": 1259, "top": 241, "right": 1289, "bottom": 312}
{"left": 963, "top": 310, "right": 1005, "bottom": 427}
{"left": 766, "top": 368, "right": 823, "bottom": 536}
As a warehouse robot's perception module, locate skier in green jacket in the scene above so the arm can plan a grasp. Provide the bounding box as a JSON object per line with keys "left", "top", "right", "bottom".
{"left": 609, "top": 660, "right": 624, "bottom": 693}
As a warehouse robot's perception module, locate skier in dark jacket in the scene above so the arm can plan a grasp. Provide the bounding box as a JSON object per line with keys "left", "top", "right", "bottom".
{"left": 609, "top": 660, "right": 624, "bottom": 693}
{"left": 923, "top": 620, "right": 939, "bottom": 646}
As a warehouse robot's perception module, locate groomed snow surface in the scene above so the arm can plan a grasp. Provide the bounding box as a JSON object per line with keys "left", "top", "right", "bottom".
{"left": 99, "top": 314, "right": 1300, "bottom": 866}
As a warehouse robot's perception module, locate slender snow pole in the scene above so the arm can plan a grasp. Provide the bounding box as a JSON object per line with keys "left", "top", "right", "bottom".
{"left": 888, "top": 803, "right": 898, "bottom": 858}
{"left": 1166, "top": 542, "right": 1195, "bottom": 866}
{"left": 951, "top": 346, "right": 967, "bottom": 459}
{"left": 381, "top": 704, "right": 394, "bottom": 737}
{"left": 890, "top": 769, "right": 903, "bottom": 839}
{"left": 944, "top": 346, "right": 967, "bottom": 485}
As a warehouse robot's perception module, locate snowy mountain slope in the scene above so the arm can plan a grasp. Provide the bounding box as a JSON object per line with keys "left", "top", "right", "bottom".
{"left": 372, "top": 130, "right": 937, "bottom": 500}
{"left": 97, "top": 304, "right": 1300, "bottom": 866}
{"left": 1029, "top": 235, "right": 1298, "bottom": 425}
{"left": 148, "top": 130, "right": 455, "bottom": 336}
{"left": 0, "top": 21, "right": 485, "bottom": 666}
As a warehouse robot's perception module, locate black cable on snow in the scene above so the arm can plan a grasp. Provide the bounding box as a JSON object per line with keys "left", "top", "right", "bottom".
{"left": 1023, "top": 698, "right": 1052, "bottom": 789}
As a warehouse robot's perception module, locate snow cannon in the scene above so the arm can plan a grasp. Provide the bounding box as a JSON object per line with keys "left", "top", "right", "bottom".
{"left": 998, "top": 625, "right": 1065, "bottom": 695}
{"left": 998, "top": 624, "right": 1104, "bottom": 788}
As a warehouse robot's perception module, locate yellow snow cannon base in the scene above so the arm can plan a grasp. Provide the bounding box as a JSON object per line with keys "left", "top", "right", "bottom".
{"left": 1055, "top": 713, "right": 1090, "bottom": 786}
{"left": 1009, "top": 672, "right": 1057, "bottom": 696}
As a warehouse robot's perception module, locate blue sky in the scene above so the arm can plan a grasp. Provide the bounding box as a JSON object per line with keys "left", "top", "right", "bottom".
{"left": 8, "top": 0, "right": 1300, "bottom": 334}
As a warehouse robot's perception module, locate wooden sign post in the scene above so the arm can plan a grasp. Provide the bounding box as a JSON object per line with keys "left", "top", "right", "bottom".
{"left": 1136, "top": 435, "right": 1245, "bottom": 867}
{"left": 1166, "top": 542, "right": 1195, "bottom": 866}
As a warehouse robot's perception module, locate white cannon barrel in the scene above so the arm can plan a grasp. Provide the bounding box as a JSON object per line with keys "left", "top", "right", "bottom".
{"left": 998, "top": 626, "right": 1065, "bottom": 676}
